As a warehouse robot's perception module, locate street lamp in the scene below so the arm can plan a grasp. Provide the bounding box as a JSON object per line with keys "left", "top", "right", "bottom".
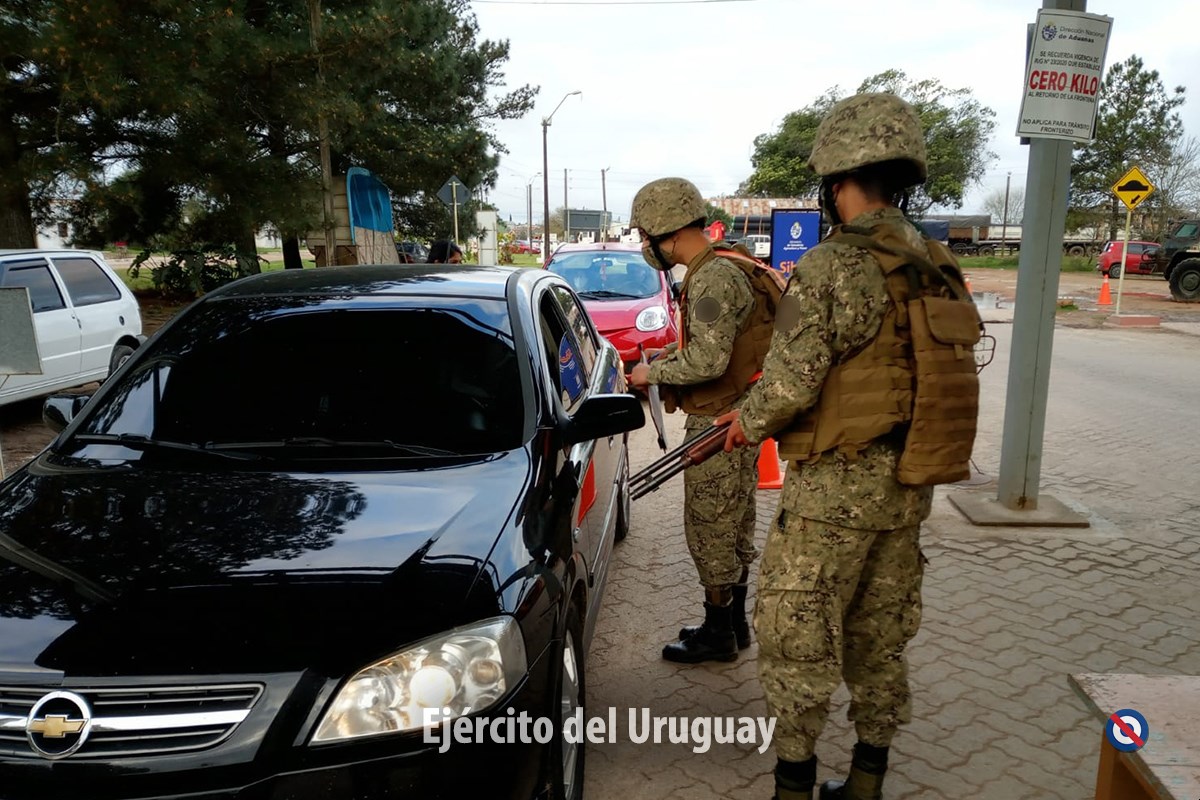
{"left": 526, "top": 172, "right": 541, "bottom": 249}
{"left": 542, "top": 90, "right": 581, "bottom": 265}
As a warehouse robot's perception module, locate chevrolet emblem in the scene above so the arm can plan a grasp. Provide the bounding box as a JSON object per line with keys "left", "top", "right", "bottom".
{"left": 25, "top": 690, "right": 93, "bottom": 759}
{"left": 29, "top": 714, "right": 86, "bottom": 738}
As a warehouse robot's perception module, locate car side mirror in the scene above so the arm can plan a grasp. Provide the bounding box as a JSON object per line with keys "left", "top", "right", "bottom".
{"left": 43, "top": 394, "right": 91, "bottom": 433}
{"left": 563, "top": 393, "right": 645, "bottom": 445}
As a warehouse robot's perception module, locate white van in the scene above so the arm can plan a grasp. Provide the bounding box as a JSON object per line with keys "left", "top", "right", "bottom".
{"left": 0, "top": 249, "right": 143, "bottom": 406}
{"left": 743, "top": 234, "right": 771, "bottom": 260}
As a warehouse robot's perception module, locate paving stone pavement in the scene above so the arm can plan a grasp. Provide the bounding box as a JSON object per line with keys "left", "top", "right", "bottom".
{"left": 584, "top": 323, "right": 1200, "bottom": 799}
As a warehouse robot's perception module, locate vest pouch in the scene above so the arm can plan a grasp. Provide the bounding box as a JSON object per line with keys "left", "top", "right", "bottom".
{"left": 921, "top": 295, "right": 982, "bottom": 347}
{"left": 897, "top": 295, "right": 981, "bottom": 486}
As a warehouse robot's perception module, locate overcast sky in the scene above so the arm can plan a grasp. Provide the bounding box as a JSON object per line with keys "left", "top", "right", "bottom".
{"left": 467, "top": 0, "right": 1198, "bottom": 227}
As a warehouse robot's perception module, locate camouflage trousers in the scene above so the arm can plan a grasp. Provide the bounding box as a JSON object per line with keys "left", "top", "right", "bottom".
{"left": 683, "top": 414, "right": 760, "bottom": 589}
{"left": 755, "top": 509, "right": 924, "bottom": 761}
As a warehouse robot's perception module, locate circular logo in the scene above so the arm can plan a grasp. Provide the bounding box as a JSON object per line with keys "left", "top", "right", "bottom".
{"left": 1041, "top": 24, "right": 1057, "bottom": 41}
{"left": 790, "top": 221, "right": 802, "bottom": 240}
{"left": 1105, "top": 708, "right": 1149, "bottom": 753}
{"left": 26, "top": 691, "right": 93, "bottom": 759}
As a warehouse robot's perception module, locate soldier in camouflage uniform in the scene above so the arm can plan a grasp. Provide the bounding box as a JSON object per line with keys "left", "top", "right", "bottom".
{"left": 718, "top": 94, "right": 937, "bottom": 800}
{"left": 628, "top": 177, "right": 769, "bottom": 664}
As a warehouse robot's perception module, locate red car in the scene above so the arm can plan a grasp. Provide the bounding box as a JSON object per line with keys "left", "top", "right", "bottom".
{"left": 1096, "top": 240, "right": 1160, "bottom": 278}
{"left": 510, "top": 239, "right": 542, "bottom": 255}
{"left": 545, "top": 242, "right": 679, "bottom": 372}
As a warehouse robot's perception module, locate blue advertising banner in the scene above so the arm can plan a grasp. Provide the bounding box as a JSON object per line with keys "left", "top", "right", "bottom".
{"left": 770, "top": 209, "right": 822, "bottom": 275}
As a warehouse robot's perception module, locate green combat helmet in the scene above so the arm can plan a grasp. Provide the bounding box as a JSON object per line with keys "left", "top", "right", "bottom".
{"left": 630, "top": 177, "right": 708, "bottom": 238}
{"left": 808, "top": 92, "right": 928, "bottom": 186}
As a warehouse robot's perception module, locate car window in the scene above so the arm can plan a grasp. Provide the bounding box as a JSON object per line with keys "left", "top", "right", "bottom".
{"left": 551, "top": 285, "right": 598, "bottom": 376}
{"left": 0, "top": 261, "right": 67, "bottom": 313}
{"left": 538, "top": 291, "right": 587, "bottom": 411}
{"left": 69, "top": 298, "right": 525, "bottom": 459}
{"left": 1128, "top": 244, "right": 1143, "bottom": 255}
{"left": 1173, "top": 223, "right": 1198, "bottom": 238}
{"left": 546, "top": 251, "right": 662, "bottom": 300}
{"left": 52, "top": 256, "right": 123, "bottom": 306}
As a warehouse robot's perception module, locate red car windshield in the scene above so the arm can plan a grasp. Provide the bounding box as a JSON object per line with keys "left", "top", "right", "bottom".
{"left": 548, "top": 252, "right": 662, "bottom": 300}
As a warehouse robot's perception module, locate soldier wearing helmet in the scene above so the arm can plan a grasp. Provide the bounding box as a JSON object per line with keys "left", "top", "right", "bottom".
{"left": 718, "top": 93, "right": 945, "bottom": 800}
{"left": 627, "top": 177, "right": 774, "bottom": 664}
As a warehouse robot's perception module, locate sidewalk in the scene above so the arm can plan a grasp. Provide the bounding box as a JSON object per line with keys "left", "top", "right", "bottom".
{"left": 584, "top": 324, "right": 1200, "bottom": 799}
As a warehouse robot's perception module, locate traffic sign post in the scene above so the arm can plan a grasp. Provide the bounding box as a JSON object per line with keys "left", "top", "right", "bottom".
{"left": 1111, "top": 165, "right": 1155, "bottom": 316}
{"left": 437, "top": 175, "right": 468, "bottom": 244}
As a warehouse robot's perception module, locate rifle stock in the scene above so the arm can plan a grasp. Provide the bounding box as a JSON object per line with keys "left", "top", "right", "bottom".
{"left": 629, "top": 422, "right": 730, "bottom": 500}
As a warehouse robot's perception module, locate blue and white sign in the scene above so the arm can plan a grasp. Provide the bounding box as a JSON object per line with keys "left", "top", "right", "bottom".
{"left": 1105, "top": 708, "right": 1149, "bottom": 753}
{"left": 558, "top": 335, "right": 586, "bottom": 405}
{"left": 770, "top": 209, "right": 821, "bottom": 276}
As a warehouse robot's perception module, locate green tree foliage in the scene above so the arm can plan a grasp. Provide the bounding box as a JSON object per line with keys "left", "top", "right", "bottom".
{"left": 704, "top": 202, "right": 732, "bottom": 228}
{"left": 1071, "top": 55, "right": 1186, "bottom": 239}
{"left": 2, "top": 0, "right": 535, "bottom": 261}
{"left": 741, "top": 72, "right": 995, "bottom": 216}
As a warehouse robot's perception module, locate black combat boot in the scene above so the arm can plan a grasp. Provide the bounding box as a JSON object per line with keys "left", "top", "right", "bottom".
{"left": 819, "top": 743, "right": 888, "bottom": 800}
{"left": 662, "top": 597, "right": 738, "bottom": 664}
{"left": 680, "top": 569, "right": 751, "bottom": 649}
{"left": 772, "top": 756, "right": 816, "bottom": 800}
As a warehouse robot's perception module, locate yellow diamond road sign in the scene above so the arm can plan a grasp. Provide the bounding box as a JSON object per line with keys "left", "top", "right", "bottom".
{"left": 1111, "top": 166, "right": 1155, "bottom": 211}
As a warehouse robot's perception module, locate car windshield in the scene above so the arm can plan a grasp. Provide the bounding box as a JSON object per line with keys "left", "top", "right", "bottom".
{"left": 1171, "top": 222, "right": 1198, "bottom": 239}
{"left": 65, "top": 297, "right": 525, "bottom": 463}
{"left": 547, "top": 251, "right": 662, "bottom": 300}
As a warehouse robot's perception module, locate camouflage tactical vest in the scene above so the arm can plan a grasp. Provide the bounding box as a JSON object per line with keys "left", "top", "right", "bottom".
{"left": 775, "top": 223, "right": 982, "bottom": 486}
{"left": 663, "top": 245, "right": 784, "bottom": 416}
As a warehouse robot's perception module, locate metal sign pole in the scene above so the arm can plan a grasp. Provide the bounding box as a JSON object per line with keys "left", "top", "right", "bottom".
{"left": 1115, "top": 205, "right": 1132, "bottom": 316}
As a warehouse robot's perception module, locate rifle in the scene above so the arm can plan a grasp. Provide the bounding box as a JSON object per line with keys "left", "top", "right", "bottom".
{"left": 639, "top": 343, "right": 668, "bottom": 452}
{"left": 629, "top": 423, "right": 730, "bottom": 500}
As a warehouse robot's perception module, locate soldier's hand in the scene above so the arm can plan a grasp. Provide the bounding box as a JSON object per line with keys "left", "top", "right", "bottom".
{"left": 716, "top": 410, "right": 750, "bottom": 451}
{"left": 629, "top": 363, "right": 652, "bottom": 390}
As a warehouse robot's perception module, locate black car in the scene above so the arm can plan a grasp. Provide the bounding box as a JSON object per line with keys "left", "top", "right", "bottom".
{"left": 0, "top": 265, "right": 643, "bottom": 800}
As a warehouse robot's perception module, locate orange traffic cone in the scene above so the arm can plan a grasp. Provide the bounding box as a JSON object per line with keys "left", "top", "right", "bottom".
{"left": 757, "top": 438, "right": 784, "bottom": 489}
{"left": 964, "top": 273, "right": 973, "bottom": 295}
{"left": 1098, "top": 272, "right": 1113, "bottom": 306}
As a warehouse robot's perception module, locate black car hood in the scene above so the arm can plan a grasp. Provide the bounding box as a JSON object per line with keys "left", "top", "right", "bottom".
{"left": 0, "top": 450, "right": 531, "bottom": 680}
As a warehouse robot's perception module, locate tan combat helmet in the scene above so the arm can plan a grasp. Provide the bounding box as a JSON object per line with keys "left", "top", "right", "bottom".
{"left": 630, "top": 177, "right": 708, "bottom": 238}
{"left": 807, "top": 92, "right": 928, "bottom": 185}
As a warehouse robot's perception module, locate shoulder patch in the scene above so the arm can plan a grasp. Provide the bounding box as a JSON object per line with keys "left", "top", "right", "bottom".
{"left": 693, "top": 296, "right": 722, "bottom": 323}
{"left": 775, "top": 295, "right": 803, "bottom": 332}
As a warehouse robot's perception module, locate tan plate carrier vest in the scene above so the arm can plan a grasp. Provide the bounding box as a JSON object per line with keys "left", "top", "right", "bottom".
{"left": 775, "top": 223, "right": 983, "bottom": 486}
{"left": 663, "top": 245, "right": 784, "bottom": 416}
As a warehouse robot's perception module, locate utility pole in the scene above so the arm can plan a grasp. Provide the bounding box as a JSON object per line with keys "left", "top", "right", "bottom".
{"left": 527, "top": 183, "right": 532, "bottom": 246}
{"left": 563, "top": 169, "right": 570, "bottom": 244}
{"left": 601, "top": 167, "right": 609, "bottom": 241}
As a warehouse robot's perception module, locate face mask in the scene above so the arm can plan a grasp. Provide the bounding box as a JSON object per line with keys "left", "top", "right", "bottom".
{"left": 820, "top": 180, "right": 843, "bottom": 228}
{"left": 642, "top": 238, "right": 673, "bottom": 271}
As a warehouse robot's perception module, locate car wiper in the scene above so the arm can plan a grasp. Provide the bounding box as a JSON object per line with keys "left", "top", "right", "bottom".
{"left": 70, "top": 433, "right": 263, "bottom": 460}
{"left": 208, "top": 437, "right": 462, "bottom": 457}
{"left": 69, "top": 433, "right": 261, "bottom": 461}
{"left": 578, "top": 290, "right": 643, "bottom": 299}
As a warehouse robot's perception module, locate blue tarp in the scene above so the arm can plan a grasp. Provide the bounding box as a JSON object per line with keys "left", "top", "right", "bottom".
{"left": 917, "top": 219, "right": 950, "bottom": 242}
{"left": 346, "top": 167, "right": 394, "bottom": 238}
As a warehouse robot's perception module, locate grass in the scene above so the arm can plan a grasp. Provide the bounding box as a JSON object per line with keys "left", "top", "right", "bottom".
{"left": 958, "top": 254, "right": 1096, "bottom": 273}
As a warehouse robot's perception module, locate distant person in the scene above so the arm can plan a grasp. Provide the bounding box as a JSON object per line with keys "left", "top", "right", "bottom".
{"left": 428, "top": 240, "right": 463, "bottom": 264}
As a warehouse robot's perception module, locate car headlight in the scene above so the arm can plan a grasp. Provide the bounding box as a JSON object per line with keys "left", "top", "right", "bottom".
{"left": 635, "top": 306, "right": 668, "bottom": 332}
{"left": 311, "top": 616, "right": 526, "bottom": 744}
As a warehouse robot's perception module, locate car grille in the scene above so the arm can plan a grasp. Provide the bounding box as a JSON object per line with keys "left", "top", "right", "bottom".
{"left": 0, "top": 683, "right": 262, "bottom": 759}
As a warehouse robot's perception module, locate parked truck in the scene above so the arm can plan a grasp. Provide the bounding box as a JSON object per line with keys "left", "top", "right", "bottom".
{"left": 922, "top": 215, "right": 1102, "bottom": 257}
{"left": 1153, "top": 218, "right": 1200, "bottom": 301}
